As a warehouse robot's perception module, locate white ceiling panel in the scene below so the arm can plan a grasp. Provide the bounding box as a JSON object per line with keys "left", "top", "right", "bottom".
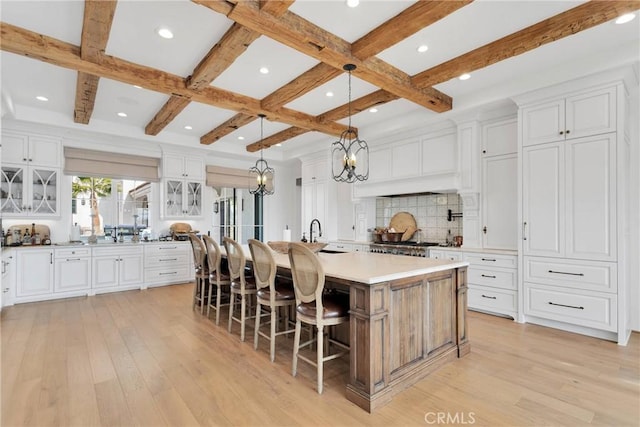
{"left": 0, "top": 0, "right": 83, "bottom": 45}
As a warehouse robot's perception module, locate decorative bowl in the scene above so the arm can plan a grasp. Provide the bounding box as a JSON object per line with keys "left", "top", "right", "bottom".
{"left": 267, "top": 241, "right": 328, "bottom": 254}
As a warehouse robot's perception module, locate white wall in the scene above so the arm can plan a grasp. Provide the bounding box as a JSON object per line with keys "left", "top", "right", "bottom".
{"left": 628, "top": 77, "right": 640, "bottom": 331}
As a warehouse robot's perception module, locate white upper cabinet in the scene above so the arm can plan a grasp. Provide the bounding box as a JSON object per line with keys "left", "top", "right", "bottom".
{"left": 481, "top": 118, "right": 517, "bottom": 157}
{"left": 368, "top": 148, "right": 391, "bottom": 182}
{"left": 302, "top": 157, "right": 328, "bottom": 183}
{"left": 162, "top": 153, "right": 204, "bottom": 180}
{"left": 392, "top": 139, "right": 420, "bottom": 178}
{"left": 522, "top": 86, "right": 616, "bottom": 146}
{"left": 3, "top": 132, "right": 61, "bottom": 168}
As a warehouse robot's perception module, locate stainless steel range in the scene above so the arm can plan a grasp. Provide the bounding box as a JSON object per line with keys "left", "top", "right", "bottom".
{"left": 369, "top": 241, "right": 441, "bottom": 257}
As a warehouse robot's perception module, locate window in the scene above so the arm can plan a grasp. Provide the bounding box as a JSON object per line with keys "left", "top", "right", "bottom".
{"left": 72, "top": 176, "right": 152, "bottom": 240}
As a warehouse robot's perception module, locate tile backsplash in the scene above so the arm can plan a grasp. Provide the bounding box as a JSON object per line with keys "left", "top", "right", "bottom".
{"left": 375, "top": 193, "right": 463, "bottom": 244}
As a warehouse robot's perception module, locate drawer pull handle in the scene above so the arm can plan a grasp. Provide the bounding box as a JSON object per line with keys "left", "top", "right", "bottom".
{"left": 548, "top": 301, "right": 584, "bottom": 310}
{"left": 548, "top": 270, "right": 584, "bottom": 276}
{"left": 481, "top": 274, "right": 496, "bottom": 278}
{"left": 481, "top": 294, "right": 497, "bottom": 300}
{"left": 66, "top": 258, "right": 81, "bottom": 261}
{"left": 160, "top": 258, "right": 178, "bottom": 262}
{"left": 481, "top": 258, "right": 496, "bottom": 262}
{"left": 159, "top": 246, "right": 178, "bottom": 250}
{"left": 159, "top": 271, "right": 178, "bottom": 275}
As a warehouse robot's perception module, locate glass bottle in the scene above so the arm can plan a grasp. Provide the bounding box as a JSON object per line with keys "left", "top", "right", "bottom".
{"left": 446, "top": 229, "right": 453, "bottom": 246}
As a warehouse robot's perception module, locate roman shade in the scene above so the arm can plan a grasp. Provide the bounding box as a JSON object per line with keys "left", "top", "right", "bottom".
{"left": 64, "top": 147, "right": 160, "bottom": 182}
{"left": 206, "top": 165, "right": 273, "bottom": 192}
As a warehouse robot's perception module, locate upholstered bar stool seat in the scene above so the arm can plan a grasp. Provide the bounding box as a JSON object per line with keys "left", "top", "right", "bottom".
{"left": 296, "top": 292, "right": 349, "bottom": 319}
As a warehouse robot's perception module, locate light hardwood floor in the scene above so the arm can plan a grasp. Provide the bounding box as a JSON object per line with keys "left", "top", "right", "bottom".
{"left": 1, "top": 283, "right": 638, "bottom": 426}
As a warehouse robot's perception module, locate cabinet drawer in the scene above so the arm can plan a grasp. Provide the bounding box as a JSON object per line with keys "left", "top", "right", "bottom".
{"left": 524, "top": 283, "right": 617, "bottom": 331}
{"left": 468, "top": 285, "right": 517, "bottom": 315}
{"left": 145, "top": 265, "right": 191, "bottom": 283}
{"left": 144, "top": 243, "right": 189, "bottom": 256}
{"left": 55, "top": 247, "right": 91, "bottom": 258}
{"left": 93, "top": 246, "right": 143, "bottom": 257}
{"left": 463, "top": 253, "right": 517, "bottom": 269}
{"left": 145, "top": 253, "right": 190, "bottom": 268}
{"left": 524, "top": 257, "right": 616, "bottom": 293}
{"left": 429, "top": 250, "right": 462, "bottom": 261}
{"left": 325, "top": 242, "right": 351, "bottom": 252}
{"left": 468, "top": 267, "right": 516, "bottom": 290}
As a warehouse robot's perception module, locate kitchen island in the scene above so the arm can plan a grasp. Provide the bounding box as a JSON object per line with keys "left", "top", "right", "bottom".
{"left": 259, "top": 249, "right": 470, "bottom": 412}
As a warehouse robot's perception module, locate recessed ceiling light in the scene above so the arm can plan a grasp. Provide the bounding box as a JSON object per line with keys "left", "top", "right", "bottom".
{"left": 133, "top": 85, "right": 142, "bottom": 89}
{"left": 156, "top": 27, "right": 174, "bottom": 39}
{"left": 259, "top": 67, "right": 269, "bottom": 74}
{"left": 275, "top": 143, "right": 282, "bottom": 147}
{"left": 459, "top": 73, "right": 471, "bottom": 81}
{"left": 369, "top": 108, "right": 378, "bottom": 113}
{"left": 326, "top": 91, "right": 334, "bottom": 97}
{"left": 615, "top": 13, "right": 636, "bottom": 24}
{"left": 36, "top": 96, "right": 48, "bottom": 102}
{"left": 117, "top": 112, "right": 127, "bottom": 117}
{"left": 184, "top": 125, "right": 193, "bottom": 130}
{"left": 346, "top": 0, "right": 359, "bottom": 7}
{"left": 238, "top": 136, "right": 245, "bottom": 140}
{"left": 417, "top": 45, "right": 429, "bottom": 53}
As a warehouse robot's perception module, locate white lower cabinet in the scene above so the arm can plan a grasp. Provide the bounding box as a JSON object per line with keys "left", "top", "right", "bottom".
{"left": 464, "top": 251, "right": 518, "bottom": 319}
{"left": 16, "top": 248, "right": 54, "bottom": 297}
{"left": 429, "top": 249, "right": 463, "bottom": 261}
{"left": 92, "top": 246, "right": 143, "bottom": 292}
{"left": 144, "top": 242, "right": 192, "bottom": 287}
{"left": 54, "top": 247, "right": 91, "bottom": 293}
{"left": 2, "top": 249, "right": 16, "bottom": 307}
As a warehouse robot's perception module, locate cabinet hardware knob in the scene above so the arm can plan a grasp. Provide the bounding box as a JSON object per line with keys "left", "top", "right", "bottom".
{"left": 548, "top": 270, "right": 584, "bottom": 276}
{"left": 523, "top": 222, "right": 528, "bottom": 241}
{"left": 481, "top": 294, "right": 497, "bottom": 300}
{"left": 23, "top": 158, "right": 27, "bottom": 161}
{"left": 559, "top": 131, "right": 564, "bottom": 135}
{"left": 566, "top": 130, "right": 570, "bottom": 134}
{"left": 482, "top": 150, "right": 486, "bottom": 154}
{"left": 482, "top": 226, "right": 487, "bottom": 234}
{"left": 548, "top": 301, "right": 583, "bottom": 310}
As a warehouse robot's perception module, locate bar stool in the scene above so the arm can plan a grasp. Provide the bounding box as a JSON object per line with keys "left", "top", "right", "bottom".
{"left": 224, "top": 236, "right": 257, "bottom": 342}
{"left": 288, "top": 242, "right": 350, "bottom": 394}
{"left": 248, "top": 239, "right": 296, "bottom": 362}
{"left": 188, "top": 234, "right": 208, "bottom": 314}
{"left": 203, "top": 235, "right": 232, "bottom": 325}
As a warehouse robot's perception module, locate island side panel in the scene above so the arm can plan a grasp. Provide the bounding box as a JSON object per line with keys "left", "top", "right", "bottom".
{"left": 456, "top": 267, "right": 470, "bottom": 356}
{"left": 424, "top": 271, "right": 458, "bottom": 359}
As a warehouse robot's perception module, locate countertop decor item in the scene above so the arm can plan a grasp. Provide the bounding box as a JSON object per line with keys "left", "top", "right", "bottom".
{"left": 331, "top": 64, "right": 369, "bottom": 183}
{"left": 249, "top": 114, "right": 275, "bottom": 196}
{"left": 389, "top": 212, "right": 418, "bottom": 241}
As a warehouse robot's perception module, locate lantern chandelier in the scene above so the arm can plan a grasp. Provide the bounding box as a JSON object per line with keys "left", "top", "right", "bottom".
{"left": 331, "top": 63, "right": 369, "bottom": 183}
{"left": 249, "top": 114, "right": 275, "bottom": 195}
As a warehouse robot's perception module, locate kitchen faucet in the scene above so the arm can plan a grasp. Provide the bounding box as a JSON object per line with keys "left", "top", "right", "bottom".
{"left": 309, "top": 219, "right": 322, "bottom": 243}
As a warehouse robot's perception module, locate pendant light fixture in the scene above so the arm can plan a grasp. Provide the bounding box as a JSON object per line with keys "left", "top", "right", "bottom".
{"left": 331, "top": 63, "right": 369, "bottom": 183}
{"left": 249, "top": 114, "right": 275, "bottom": 195}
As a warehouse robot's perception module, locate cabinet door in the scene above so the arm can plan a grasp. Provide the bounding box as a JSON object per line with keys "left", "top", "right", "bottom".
{"left": 336, "top": 183, "right": 354, "bottom": 240}
{"left": 565, "top": 86, "right": 616, "bottom": 140}
{"left": 165, "top": 180, "right": 184, "bottom": 217}
{"left": 163, "top": 154, "right": 186, "bottom": 179}
{"left": 184, "top": 181, "right": 202, "bottom": 217}
{"left": 184, "top": 157, "right": 204, "bottom": 180}
{"left": 1, "top": 165, "right": 26, "bottom": 214}
{"left": 28, "top": 136, "right": 60, "bottom": 167}
{"left": 2, "top": 133, "right": 28, "bottom": 164}
{"left": 522, "top": 142, "right": 564, "bottom": 257}
{"left": 30, "top": 167, "right": 58, "bottom": 215}
{"left": 315, "top": 180, "right": 327, "bottom": 232}
{"left": 119, "top": 252, "right": 144, "bottom": 286}
{"left": 482, "top": 118, "right": 517, "bottom": 157}
{"left": 55, "top": 257, "right": 91, "bottom": 292}
{"left": 92, "top": 257, "right": 119, "bottom": 288}
{"left": 302, "top": 183, "right": 314, "bottom": 233}
{"left": 565, "top": 135, "right": 616, "bottom": 261}
{"left": 482, "top": 154, "right": 517, "bottom": 250}
{"left": 2, "top": 250, "right": 16, "bottom": 306}
{"left": 522, "top": 99, "right": 565, "bottom": 146}
{"left": 16, "top": 249, "right": 54, "bottom": 297}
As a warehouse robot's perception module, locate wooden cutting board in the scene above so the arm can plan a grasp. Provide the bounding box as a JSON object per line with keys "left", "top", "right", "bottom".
{"left": 7, "top": 224, "right": 51, "bottom": 239}
{"left": 389, "top": 212, "right": 417, "bottom": 241}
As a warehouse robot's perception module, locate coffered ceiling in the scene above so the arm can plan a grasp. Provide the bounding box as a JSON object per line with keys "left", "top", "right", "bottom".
{"left": 1, "top": 0, "right": 638, "bottom": 158}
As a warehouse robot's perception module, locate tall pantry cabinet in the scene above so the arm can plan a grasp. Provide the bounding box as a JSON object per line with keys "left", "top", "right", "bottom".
{"left": 516, "top": 73, "right": 632, "bottom": 345}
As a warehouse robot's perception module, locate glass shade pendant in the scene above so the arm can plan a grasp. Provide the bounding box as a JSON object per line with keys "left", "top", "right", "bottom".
{"left": 249, "top": 114, "right": 275, "bottom": 195}
{"left": 331, "top": 64, "right": 369, "bottom": 183}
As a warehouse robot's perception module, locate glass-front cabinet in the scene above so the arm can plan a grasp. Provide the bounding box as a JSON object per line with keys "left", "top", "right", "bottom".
{"left": 1, "top": 165, "right": 59, "bottom": 216}
{"left": 163, "top": 179, "right": 202, "bottom": 218}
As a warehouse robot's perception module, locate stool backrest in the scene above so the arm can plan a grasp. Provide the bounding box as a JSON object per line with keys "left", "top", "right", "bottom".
{"left": 188, "top": 234, "right": 206, "bottom": 273}
{"left": 288, "top": 242, "right": 325, "bottom": 310}
{"left": 202, "top": 235, "right": 222, "bottom": 276}
{"left": 248, "top": 239, "right": 276, "bottom": 292}
{"left": 223, "top": 236, "right": 246, "bottom": 281}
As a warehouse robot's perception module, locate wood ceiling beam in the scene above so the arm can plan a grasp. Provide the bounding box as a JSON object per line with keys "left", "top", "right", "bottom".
{"left": 201, "top": 113, "right": 256, "bottom": 145}
{"left": 412, "top": 0, "right": 640, "bottom": 88}
{"left": 146, "top": 0, "right": 294, "bottom": 136}
{"left": 0, "top": 22, "right": 350, "bottom": 136}
{"left": 74, "top": 0, "right": 117, "bottom": 125}
{"left": 194, "top": 0, "right": 452, "bottom": 113}
{"left": 351, "top": 0, "right": 473, "bottom": 59}
{"left": 248, "top": 0, "right": 640, "bottom": 151}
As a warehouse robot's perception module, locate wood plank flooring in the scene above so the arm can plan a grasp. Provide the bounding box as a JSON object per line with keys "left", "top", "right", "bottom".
{"left": 1, "top": 283, "right": 638, "bottom": 426}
